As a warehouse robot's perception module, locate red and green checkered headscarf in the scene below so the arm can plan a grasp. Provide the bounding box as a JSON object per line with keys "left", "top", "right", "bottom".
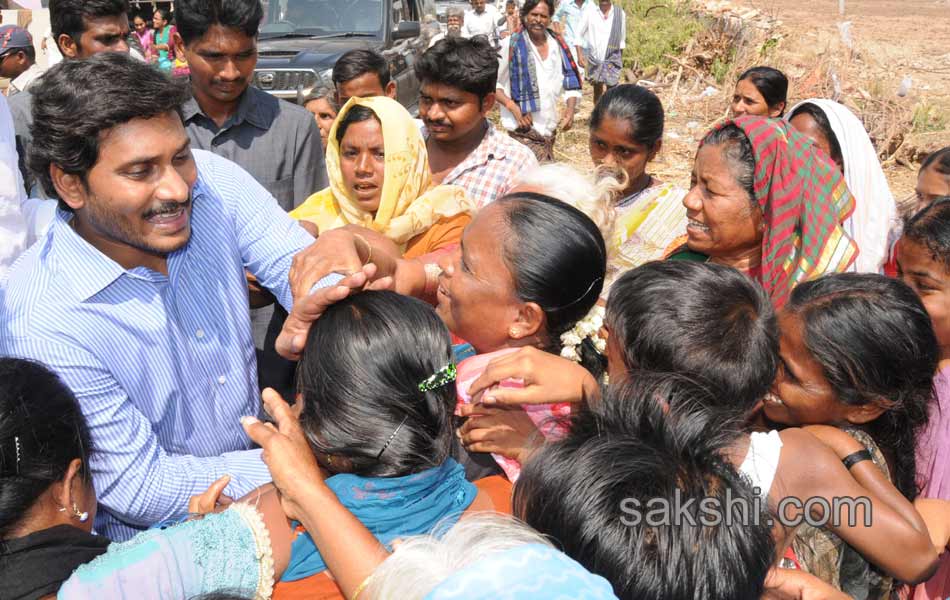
{"left": 704, "top": 116, "right": 858, "bottom": 307}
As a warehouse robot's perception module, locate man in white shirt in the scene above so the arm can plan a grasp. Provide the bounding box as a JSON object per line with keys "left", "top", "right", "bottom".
{"left": 552, "top": 0, "right": 590, "bottom": 54}
{"left": 495, "top": 0, "right": 582, "bottom": 161}
{"left": 0, "top": 93, "right": 27, "bottom": 279}
{"left": 576, "top": 0, "right": 626, "bottom": 103}
{"left": 462, "top": 0, "right": 501, "bottom": 45}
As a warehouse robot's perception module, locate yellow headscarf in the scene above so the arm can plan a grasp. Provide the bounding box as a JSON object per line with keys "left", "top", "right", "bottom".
{"left": 290, "top": 96, "right": 474, "bottom": 246}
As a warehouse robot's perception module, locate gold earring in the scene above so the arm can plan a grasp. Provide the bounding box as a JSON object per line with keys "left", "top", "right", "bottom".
{"left": 509, "top": 328, "right": 519, "bottom": 338}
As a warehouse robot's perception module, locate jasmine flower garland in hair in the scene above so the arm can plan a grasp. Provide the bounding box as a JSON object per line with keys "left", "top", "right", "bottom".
{"left": 560, "top": 305, "right": 607, "bottom": 362}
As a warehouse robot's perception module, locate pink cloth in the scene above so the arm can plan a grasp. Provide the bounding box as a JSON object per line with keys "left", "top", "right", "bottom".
{"left": 911, "top": 366, "right": 950, "bottom": 600}
{"left": 132, "top": 29, "right": 153, "bottom": 61}
{"left": 455, "top": 348, "right": 571, "bottom": 481}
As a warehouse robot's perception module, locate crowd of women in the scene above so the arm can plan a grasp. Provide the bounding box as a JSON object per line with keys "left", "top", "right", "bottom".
{"left": 130, "top": 7, "right": 189, "bottom": 75}
{"left": 3, "top": 42, "right": 950, "bottom": 600}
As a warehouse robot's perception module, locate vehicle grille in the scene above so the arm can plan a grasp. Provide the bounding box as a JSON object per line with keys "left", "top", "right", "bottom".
{"left": 251, "top": 69, "right": 320, "bottom": 94}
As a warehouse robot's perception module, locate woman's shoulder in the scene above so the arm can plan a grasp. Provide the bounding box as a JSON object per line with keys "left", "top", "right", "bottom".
{"left": 404, "top": 213, "right": 471, "bottom": 259}
{"left": 289, "top": 188, "right": 336, "bottom": 221}
{"left": 665, "top": 245, "right": 707, "bottom": 262}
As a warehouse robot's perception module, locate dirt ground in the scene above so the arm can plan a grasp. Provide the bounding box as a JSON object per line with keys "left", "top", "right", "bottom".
{"left": 552, "top": 0, "right": 950, "bottom": 204}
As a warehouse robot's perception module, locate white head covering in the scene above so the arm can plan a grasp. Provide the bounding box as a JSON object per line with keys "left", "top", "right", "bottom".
{"left": 786, "top": 99, "right": 898, "bottom": 273}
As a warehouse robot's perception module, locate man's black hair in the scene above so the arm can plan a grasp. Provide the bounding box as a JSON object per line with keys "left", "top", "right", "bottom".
{"left": 173, "top": 0, "right": 263, "bottom": 46}
{"left": 50, "top": 0, "right": 130, "bottom": 48}
{"left": 332, "top": 48, "right": 391, "bottom": 88}
{"left": 415, "top": 36, "right": 498, "bottom": 99}
{"left": 28, "top": 52, "right": 191, "bottom": 205}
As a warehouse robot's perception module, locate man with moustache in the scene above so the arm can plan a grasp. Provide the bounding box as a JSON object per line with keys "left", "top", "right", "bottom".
{"left": 174, "top": 0, "right": 326, "bottom": 383}
{"left": 495, "top": 0, "right": 582, "bottom": 162}
{"left": 0, "top": 53, "right": 349, "bottom": 541}
{"left": 416, "top": 36, "right": 537, "bottom": 209}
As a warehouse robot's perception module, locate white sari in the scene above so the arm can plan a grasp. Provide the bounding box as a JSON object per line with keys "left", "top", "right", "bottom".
{"left": 786, "top": 99, "right": 898, "bottom": 273}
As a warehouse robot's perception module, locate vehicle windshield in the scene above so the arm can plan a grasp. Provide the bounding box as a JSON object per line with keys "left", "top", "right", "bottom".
{"left": 261, "top": 0, "right": 386, "bottom": 38}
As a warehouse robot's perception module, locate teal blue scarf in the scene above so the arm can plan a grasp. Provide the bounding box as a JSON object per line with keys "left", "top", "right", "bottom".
{"left": 281, "top": 458, "right": 477, "bottom": 581}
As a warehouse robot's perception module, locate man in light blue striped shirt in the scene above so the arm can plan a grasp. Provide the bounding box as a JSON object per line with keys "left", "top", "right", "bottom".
{"left": 0, "top": 53, "right": 320, "bottom": 540}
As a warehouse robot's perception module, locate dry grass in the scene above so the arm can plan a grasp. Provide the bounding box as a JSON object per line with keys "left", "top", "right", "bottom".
{"left": 542, "top": 0, "right": 941, "bottom": 199}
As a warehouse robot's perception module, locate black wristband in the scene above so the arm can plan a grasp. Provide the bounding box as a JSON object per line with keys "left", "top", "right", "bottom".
{"left": 842, "top": 449, "right": 873, "bottom": 470}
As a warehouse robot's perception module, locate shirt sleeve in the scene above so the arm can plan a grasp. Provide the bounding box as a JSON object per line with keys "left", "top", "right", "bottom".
{"left": 620, "top": 10, "right": 627, "bottom": 50}
{"left": 461, "top": 12, "right": 473, "bottom": 38}
{"left": 3, "top": 337, "right": 272, "bottom": 528}
{"left": 575, "top": 8, "right": 590, "bottom": 48}
{"left": 195, "top": 151, "right": 315, "bottom": 312}
{"left": 0, "top": 96, "right": 27, "bottom": 279}
{"left": 292, "top": 115, "right": 326, "bottom": 210}
{"left": 497, "top": 38, "right": 512, "bottom": 95}
{"left": 501, "top": 148, "right": 540, "bottom": 197}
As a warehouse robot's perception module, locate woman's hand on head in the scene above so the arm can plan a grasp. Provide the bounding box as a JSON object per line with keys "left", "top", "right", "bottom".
{"left": 762, "top": 567, "right": 852, "bottom": 600}
{"left": 467, "top": 346, "right": 600, "bottom": 406}
{"left": 275, "top": 263, "right": 393, "bottom": 360}
{"left": 457, "top": 405, "right": 541, "bottom": 463}
{"left": 241, "top": 388, "right": 326, "bottom": 521}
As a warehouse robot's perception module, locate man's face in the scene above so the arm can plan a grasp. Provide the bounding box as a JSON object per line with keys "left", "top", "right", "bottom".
{"left": 63, "top": 111, "right": 198, "bottom": 257}
{"left": 523, "top": 2, "right": 552, "bottom": 35}
{"left": 419, "top": 81, "right": 491, "bottom": 143}
{"left": 60, "top": 14, "right": 130, "bottom": 59}
{"left": 335, "top": 72, "right": 395, "bottom": 106}
{"left": 183, "top": 25, "right": 258, "bottom": 105}
{"left": 471, "top": 0, "right": 486, "bottom": 13}
{"left": 447, "top": 15, "right": 463, "bottom": 33}
{"left": 0, "top": 49, "right": 29, "bottom": 79}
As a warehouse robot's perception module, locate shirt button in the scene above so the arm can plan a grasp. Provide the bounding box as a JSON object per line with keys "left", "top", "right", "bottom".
{"left": 196, "top": 329, "right": 205, "bottom": 339}
{"left": 487, "top": 153, "right": 495, "bottom": 160}
{"left": 218, "top": 376, "right": 227, "bottom": 385}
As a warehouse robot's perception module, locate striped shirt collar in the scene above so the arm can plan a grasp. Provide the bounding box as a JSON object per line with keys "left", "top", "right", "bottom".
{"left": 47, "top": 178, "right": 211, "bottom": 302}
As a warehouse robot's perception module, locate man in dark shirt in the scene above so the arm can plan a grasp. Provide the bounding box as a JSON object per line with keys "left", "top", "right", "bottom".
{"left": 9, "top": 0, "right": 131, "bottom": 195}
{"left": 175, "top": 0, "right": 325, "bottom": 212}
{"left": 175, "top": 0, "right": 327, "bottom": 367}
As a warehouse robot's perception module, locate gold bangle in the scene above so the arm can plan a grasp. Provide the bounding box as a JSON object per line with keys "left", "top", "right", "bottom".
{"left": 350, "top": 574, "right": 372, "bottom": 600}
{"left": 353, "top": 233, "right": 373, "bottom": 266}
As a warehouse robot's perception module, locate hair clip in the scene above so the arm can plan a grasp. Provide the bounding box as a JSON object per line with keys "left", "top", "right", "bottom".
{"left": 14, "top": 435, "right": 21, "bottom": 474}
{"left": 376, "top": 416, "right": 409, "bottom": 460}
{"left": 418, "top": 363, "right": 457, "bottom": 393}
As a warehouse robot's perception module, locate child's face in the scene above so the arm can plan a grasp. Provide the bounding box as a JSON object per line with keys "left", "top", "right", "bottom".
{"left": 766, "top": 310, "right": 852, "bottom": 426}
{"left": 915, "top": 163, "right": 950, "bottom": 213}
{"left": 898, "top": 238, "right": 950, "bottom": 356}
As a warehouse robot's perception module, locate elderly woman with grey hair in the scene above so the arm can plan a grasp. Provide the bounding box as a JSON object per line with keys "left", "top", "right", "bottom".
{"left": 301, "top": 86, "right": 337, "bottom": 150}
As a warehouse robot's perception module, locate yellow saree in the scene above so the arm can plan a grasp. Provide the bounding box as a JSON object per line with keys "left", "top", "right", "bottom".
{"left": 291, "top": 96, "right": 474, "bottom": 248}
